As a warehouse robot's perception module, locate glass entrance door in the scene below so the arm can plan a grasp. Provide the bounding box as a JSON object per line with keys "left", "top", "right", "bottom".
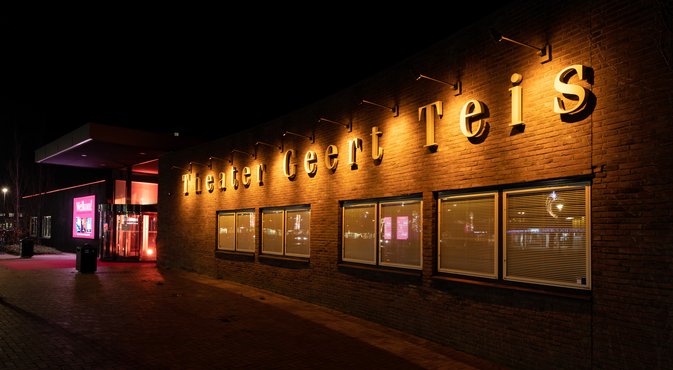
{"left": 116, "top": 213, "right": 140, "bottom": 258}
{"left": 140, "top": 212, "right": 157, "bottom": 261}
{"left": 99, "top": 204, "right": 157, "bottom": 262}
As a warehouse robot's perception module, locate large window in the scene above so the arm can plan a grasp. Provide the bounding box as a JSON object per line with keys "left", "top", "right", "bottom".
{"left": 217, "top": 210, "right": 256, "bottom": 252}
{"left": 437, "top": 183, "right": 590, "bottom": 290}
{"left": 42, "top": 216, "right": 52, "bottom": 238}
{"left": 342, "top": 197, "right": 422, "bottom": 270}
{"left": 261, "top": 206, "right": 310, "bottom": 258}
{"left": 504, "top": 185, "right": 590, "bottom": 289}
{"left": 438, "top": 193, "right": 498, "bottom": 278}
{"left": 29, "top": 217, "right": 38, "bottom": 237}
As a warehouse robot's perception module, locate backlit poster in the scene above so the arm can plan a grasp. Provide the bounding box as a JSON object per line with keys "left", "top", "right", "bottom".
{"left": 73, "top": 195, "right": 95, "bottom": 239}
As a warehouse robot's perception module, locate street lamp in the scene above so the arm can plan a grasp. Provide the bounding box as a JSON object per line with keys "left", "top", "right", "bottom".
{"left": 2, "top": 187, "right": 7, "bottom": 209}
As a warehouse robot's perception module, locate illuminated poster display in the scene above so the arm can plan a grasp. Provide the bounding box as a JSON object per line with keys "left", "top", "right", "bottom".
{"left": 73, "top": 195, "right": 95, "bottom": 239}
{"left": 396, "top": 216, "right": 409, "bottom": 240}
{"left": 383, "top": 217, "right": 392, "bottom": 240}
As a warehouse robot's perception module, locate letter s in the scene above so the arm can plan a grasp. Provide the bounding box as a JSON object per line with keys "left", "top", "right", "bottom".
{"left": 553, "top": 65, "right": 588, "bottom": 115}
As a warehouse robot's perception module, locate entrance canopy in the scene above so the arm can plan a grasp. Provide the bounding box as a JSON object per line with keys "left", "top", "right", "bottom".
{"left": 35, "top": 122, "right": 201, "bottom": 174}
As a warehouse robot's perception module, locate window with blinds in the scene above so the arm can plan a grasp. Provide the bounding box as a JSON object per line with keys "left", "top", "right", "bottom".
{"left": 261, "top": 209, "right": 284, "bottom": 255}
{"left": 379, "top": 200, "right": 423, "bottom": 269}
{"left": 342, "top": 203, "right": 377, "bottom": 264}
{"left": 217, "top": 210, "right": 256, "bottom": 252}
{"left": 342, "top": 197, "right": 422, "bottom": 270}
{"left": 504, "top": 185, "right": 590, "bottom": 289}
{"left": 285, "top": 209, "right": 310, "bottom": 257}
{"left": 261, "top": 206, "right": 311, "bottom": 258}
{"left": 438, "top": 193, "right": 498, "bottom": 278}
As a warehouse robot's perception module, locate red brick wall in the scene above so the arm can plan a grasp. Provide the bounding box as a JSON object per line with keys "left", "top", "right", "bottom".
{"left": 157, "top": 0, "right": 673, "bottom": 368}
{"left": 589, "top": 0, "right": 673, "bottom": 368}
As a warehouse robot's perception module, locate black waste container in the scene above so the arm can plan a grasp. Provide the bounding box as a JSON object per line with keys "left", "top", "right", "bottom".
{"left": 76, "top": 244, "right": 97, "bottom": 273}
{"left": 20, "top": 238, "right": 34, "bottom": 258}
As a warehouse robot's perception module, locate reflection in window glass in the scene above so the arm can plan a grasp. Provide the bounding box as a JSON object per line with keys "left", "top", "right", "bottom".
{"left": 29, "top": 217, "right": 38, "bottom": 237}
{"left": 379, "top": 200, "right": 422, "bottom": 269}
{"left": 439, "top": 194, "right": 497, "bottom": 278}
{"left": 217, "top": 213, "right": 236, "bottom": 251}
{"left": 217, "top": 210, "right": 256, "bottom": 252}
{"left": 262, "top": 210, "right": 284, "bottom": 255}
{"left": 383, "top": 217, "right": 392, "bottom": 240}
{"left": 42, "top": 216, "right": 52, "bottom": 238}
{"left": 237, "top": 212, "right": 256, "bottom": 252}
{"left": 285, "top": 209, "right": 310, "bottom": 257}
{"left": 342, "top": 204, "right": 376, "bottom": 264}
{"left": 504, "top": 185, "right": 589, "bottom": 289}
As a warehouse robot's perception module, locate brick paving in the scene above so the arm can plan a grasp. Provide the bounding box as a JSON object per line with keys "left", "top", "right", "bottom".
{"left": 0, "top": 253, "right": 505, "bottom": 370}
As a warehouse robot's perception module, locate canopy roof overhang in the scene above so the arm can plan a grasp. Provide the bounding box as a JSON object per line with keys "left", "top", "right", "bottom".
{"left": 35, "top": 123, "right": 200, "bottom": 174}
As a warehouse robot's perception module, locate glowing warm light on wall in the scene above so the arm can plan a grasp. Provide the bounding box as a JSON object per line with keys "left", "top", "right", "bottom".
{"left": 114, "top": 181, "right": 158, "bottom": 205}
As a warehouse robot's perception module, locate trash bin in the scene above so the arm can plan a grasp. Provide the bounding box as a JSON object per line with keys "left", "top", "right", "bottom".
{"left": 20, "top": 238, "right": 35, "bottom": 258}
{"left": 76, "top": 244, "right": 97, "bottom": 273}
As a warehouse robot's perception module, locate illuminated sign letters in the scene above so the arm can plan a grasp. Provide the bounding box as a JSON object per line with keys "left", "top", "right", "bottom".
{"left": 553, "top": 64, "right": 589, "bottom": 115}
{"left": 304, "top": 151, "right": 318, "bottom": 175}
{"left": 283, "top": 150, "right": 297, "bottom": 180}
{"left": 459, "top": 99, "right": 487, "bottom": 138}
{"left": 205, "top": 174, "right": 215, "bottom": 193}
{"left": 241, "top": 167, "right": 251, "bottom": 187}
{"left": 179, "top": 64, "right": 593, "bottom": 196}
{"left": 418, "top": 101, "right": 442, "bottom": 149}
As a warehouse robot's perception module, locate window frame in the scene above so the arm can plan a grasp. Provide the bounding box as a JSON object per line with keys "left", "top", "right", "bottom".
{"left": 29, "top": 216, "right": 38, "bottom": 237}
{"left": 341, "top": 196, "right": 423, "bottom": 271}
{"left": 503, "top": 184, "right": 591, "bottom": 290}
{"left": 261, "top": 205, "right": 311, "bottom": 258}
{"left": 342, "top": 202, "right": 378, "bottom": 265}
{"left": 437, "top": 192, "right": 499, "bottom": 279}
{"left": 284, "top": 208, "right": 311, "bottom": 258}
{"left": 41, "top": 215, "right": 52, "bottom": 239}
{"left": 216, "top": 209, "right": 256, "bottom": 253}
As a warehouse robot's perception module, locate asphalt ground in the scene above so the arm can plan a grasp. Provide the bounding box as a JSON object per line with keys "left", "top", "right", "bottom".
{"left": 0, "top": 253, "right": 505, "bottom": 370}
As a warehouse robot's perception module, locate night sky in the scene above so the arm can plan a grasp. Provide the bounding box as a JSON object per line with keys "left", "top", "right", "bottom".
{"left": 1, "top": 6, "right": 512, "bottom": 179}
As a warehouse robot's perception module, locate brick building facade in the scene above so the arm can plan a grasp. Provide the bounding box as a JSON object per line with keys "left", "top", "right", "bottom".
{"left": 157, "top": 1, "right": 673, "bottom": 368}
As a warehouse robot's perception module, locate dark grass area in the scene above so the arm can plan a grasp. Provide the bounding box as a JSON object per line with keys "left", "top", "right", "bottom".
{"left": 1, "top": 244, "right": 64, "bottom": 255}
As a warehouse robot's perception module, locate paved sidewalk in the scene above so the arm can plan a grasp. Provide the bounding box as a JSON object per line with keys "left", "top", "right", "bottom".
{"left": 0, "top": 253, "right": 505, "bottom": 370}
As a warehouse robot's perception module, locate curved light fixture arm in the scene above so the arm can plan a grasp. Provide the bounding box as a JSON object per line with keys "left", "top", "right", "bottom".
{"left": 282, "top": 129, "right": 315, "bottom": 143}
{"left": 255, "top": 140, "right": 283, "bottom": 153}
{"left": 208, "top": 156, "right": 228, "bottom": 168}
{"left": 360, "top": 99, "right": 399, "bottom": 117}
{"left": 229, "top": 149, "right": 256, "bottom": 165}
{"left": 490, "top": 28, "right": 551, "bottom": 63}
{"left": 415, "top": 74, "right": 462, "bottom": 96}
{"left": 189, "top": 161, "right": 209, "bottom": 169}
{"left": 171, "top": 165, "right": 191, "bottom": 173}
{"left": 318, "top": 117, "right": 352, "bottom": 132}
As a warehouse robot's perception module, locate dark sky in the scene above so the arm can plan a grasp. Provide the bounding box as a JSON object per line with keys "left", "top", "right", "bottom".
{"left": 1, "top": 6, "right": 512, "bottom": 158}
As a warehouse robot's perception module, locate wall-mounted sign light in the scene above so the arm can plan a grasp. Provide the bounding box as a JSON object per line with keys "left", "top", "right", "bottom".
{"left": 208, "top": 156, "right": 227, "bottom": 169}
{"left": 490, "top": 28, "right": 551, "bottom": 64}
{"left": 255, "top": 140, "right": 283, "bottom": 152}
{"left": 283, "top": 130, "right": 315, "bottom": 143}
{"left": 318, "top": 117, "right": 352, "bottom": 132}
{"left": 360, "top": 99, "right": 399, "bottom": 117}
{"left": 230, "top": 149, "right": 256, "bottom": 164}
{"left": 171, "top": 164, "right": 191, "bottom": 173}
{"left": 415, "top": 74, "right": 462, "bottom": 96}
{"left": 189, "top": 161, "right": 209, "bottom": 170}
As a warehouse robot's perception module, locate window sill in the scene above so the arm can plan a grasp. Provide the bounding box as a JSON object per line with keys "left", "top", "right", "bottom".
{"left": 338, "top": 262, "right": 422, "bottom": 284}
{"left": 431, "top": 274, "right": 592, "bottom": 301}
{"left": 214, "top": 250, "right": 255, "bottom": 262}
{"left": 259, "top": 254, "right": 310, "bottom": 269}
